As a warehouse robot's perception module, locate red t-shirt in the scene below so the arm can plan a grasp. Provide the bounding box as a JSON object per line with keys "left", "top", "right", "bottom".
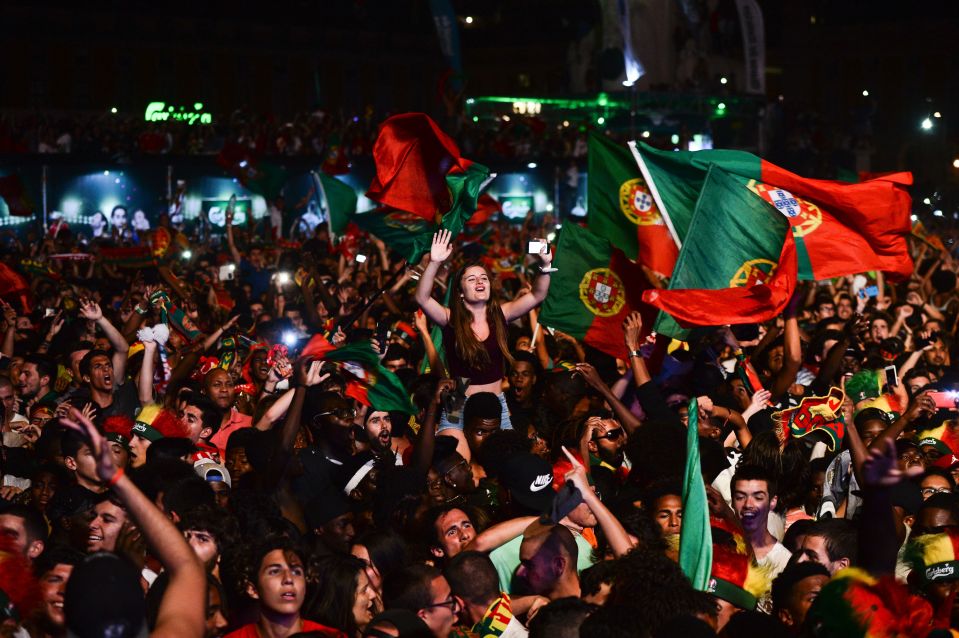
{"left": 225, "top": 619, "right": 346, "bottom": 638}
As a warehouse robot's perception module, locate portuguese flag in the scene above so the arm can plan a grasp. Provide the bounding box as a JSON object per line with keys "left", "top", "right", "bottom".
{"left": 539, "top": 223, "right": 656, "bottom": 360}
{"left": 646, "top": 166, "right": 797, "bottom": 338}
{"left": 312, "top": 171, "right": 358, "bottom": 235}
{"left": 355, "top": 161, "right": 490, "bottom": 264}
{"left": 302, "top": 335, "right": 415, "bottom": 414}
{"left": 587, "top": 134, "right": 678, "bottom": 276}
{"left": 630, "top": 142, "right": 913, "bottom": 280}
{"left": 100, "top": 246, "right": 156, "bottom": 269}
{"left": 366, "top": 113, "right": 477, "bottom": 222}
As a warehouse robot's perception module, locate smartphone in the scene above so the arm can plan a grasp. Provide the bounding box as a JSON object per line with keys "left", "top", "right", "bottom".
{"left": 929, "top": 391, "right": 959, "bottom": 410}
{"left": 44, "top": 308, "right": 56, "bottom": 318}
{"left": 863, "top": 285, "right": 879, "bottom": 298}
{"left": 219, "top": 264, "right": 236, "bottom": 281}
{"left": 356, "top": 254, "right": 368, "bottom": 263}
{"left": 528, "top": 241, "right": 546, "bottom": 254}
{"left": 884, "top": 364, "right": 898, "bottom": 388}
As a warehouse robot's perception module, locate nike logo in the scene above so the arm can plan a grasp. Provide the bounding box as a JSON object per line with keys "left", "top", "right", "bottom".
{"left": 529, "top": 475, "right": 553, "bottom": 492}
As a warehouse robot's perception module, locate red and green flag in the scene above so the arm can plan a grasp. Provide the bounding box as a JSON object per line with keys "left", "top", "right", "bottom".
{"left": 0, "top": 174, "right": 35, "bottom": 217}
{"left": 366, "top": 113, "right": 476, "bottom": 222}
{"left": 356, "top": 161, "right": 490, "bottom": 264}
{"left": 539, "top": 223, "right": 657, "bottom": 360}
{"left": 644, "top": 166, "right": 797, "bottom": 339}
{"left": 466, "top": 193, "right": 501, "bottom": 227}
{"left": 302, "top": 335, "right": 415, "bottom": 414}
{"left": 630, "top": 141, "right": 913, "bottom": 280}
{"left": 100, "top": 246, "right": 157, "bottom": 270}
{"left": 312, "top": 171, "right": 358, "bottom": 235}
{"left": 353, "top": 208, "right": 435, "bottom": 263}
{"left": 587, "top": 134, "right": 678, "bottom": 276}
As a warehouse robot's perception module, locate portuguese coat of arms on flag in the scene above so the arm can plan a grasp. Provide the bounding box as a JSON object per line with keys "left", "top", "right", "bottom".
{"left": 539, "top": 223, "right": 656, "bottom": 360}
{"left": 629, "top": 141, "right": 913, "bottom": 280}
{"left": 587, "top": 134, "right": 678, "bottom": 277}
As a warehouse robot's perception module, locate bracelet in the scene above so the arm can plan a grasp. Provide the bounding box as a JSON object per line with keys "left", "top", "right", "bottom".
{"left": 134, "top": 305, "right": 149, "bottom": 315}
{"left": 107, "top": 467, "right": 125, "bottom": 488}
{"left": 628, "top": 350, "right": 642, "bottom": 358}
{"left": 539, "top": 266, "right": 558, "bottom": 274}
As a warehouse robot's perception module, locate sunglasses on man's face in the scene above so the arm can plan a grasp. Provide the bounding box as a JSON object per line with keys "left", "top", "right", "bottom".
{"left": 592, "top": 428, "right": 625, "bottom": 442}
{"left": 313, "top": 407, "right": 357, "bottom": 421}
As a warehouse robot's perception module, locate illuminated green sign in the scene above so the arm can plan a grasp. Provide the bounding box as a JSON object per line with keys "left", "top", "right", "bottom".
{"left": 144, "top": 102, "right": 213, "bottom": 125}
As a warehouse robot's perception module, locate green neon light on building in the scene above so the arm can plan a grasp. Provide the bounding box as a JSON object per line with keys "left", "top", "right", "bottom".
{"left": 144, "top": 102, "right": 213, "bottom": 125}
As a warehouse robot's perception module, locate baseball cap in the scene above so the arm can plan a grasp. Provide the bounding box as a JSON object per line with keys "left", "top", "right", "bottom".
{"left": 194, "top": 459, "right": 232, "bottom": 489}
{"left": 497, "top": 453, "right": 555, "bottom": 514}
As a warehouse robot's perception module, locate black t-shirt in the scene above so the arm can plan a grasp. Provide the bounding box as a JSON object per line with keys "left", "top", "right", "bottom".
{"left": 73, "top": 381, "right": 140, "bottom": 424}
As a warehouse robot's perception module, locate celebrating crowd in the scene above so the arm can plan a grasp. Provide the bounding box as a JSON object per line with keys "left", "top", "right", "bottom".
{"left": 0, "top": 199, "right": 958, "bottom": 638}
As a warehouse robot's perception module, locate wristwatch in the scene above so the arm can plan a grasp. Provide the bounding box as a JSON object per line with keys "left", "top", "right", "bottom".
{"left": 628, "top": 350, "right": 642, "bottom": 358}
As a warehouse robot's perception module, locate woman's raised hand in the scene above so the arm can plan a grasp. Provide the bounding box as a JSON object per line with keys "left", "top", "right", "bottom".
{"left": 430, "top": 229, "right": 454, "bottom": 263}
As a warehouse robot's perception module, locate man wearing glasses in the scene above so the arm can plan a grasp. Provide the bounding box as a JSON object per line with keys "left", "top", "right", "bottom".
{"left": 295, "top": 391, "right": 358, "bottom": 502}
{"left": 552, "top": 410, "right": 628, "bottom": 499}
{"left": 383, "top": 564, "right": 460, "bottom": 637}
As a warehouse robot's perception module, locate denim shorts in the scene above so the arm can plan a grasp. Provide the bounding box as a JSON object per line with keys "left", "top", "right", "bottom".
{"left": 438, "top": 391, "right": 512, "bottom": 432}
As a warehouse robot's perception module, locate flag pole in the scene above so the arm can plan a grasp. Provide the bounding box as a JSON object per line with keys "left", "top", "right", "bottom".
{"left": 328, "top": 261, "right": 408, "bottom": 338}
{"left": 311, "top": 171, "right": 335, "bottom": 245}
{"left": 628, "top": 141, "right": 682, "bottom": 250}
{"left": 41, "top": 165, "right": 48, "bottom": 233}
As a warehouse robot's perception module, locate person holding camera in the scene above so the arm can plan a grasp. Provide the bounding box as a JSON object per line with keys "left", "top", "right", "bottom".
{"left": 414, "top": 230, "right": 553, "bottom": 455}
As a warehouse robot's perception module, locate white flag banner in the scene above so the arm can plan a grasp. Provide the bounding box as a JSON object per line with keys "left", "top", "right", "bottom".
{"left": 735, "top": 0, "right": 766, "bottom": 94}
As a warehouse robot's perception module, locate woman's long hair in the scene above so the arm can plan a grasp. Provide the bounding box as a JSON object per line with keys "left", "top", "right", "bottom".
{"left": 449, "top": 262, "right": 513, "bottom": 372}
{"left": 305, "top": 555, "right": 367, "bottom": 636}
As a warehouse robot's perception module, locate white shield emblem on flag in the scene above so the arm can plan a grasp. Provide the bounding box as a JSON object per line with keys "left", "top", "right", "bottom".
{"left": 593, "top": 282, "right": 612, "bottom": 304}
{"left": 769, "top": 189, "right": 800, "bottom": 218}
{"left": 633, "top": 191, "right": 653, "bottom": 212}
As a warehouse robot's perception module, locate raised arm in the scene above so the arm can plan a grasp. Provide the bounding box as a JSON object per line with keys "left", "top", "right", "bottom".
{"left": 264, "top": 359, "right": 328, "bottom": 487}
{"left": 60, "top": 409, "right": 205, "bottom": 638}
{"left": 414, "top": 310, "right": 446, "bottom": 377}
{"left": 79, "top": 298, "right": 130, "bottom": 381}
{"left": 137, "top": 340, "right": 157, "bottom": 405}
{"left": 414, "top": 231, "right": 453, "bottom": 326}
{"left": 573, "top": 362, "right": 641, "bottom": 435}
{"left": 563, "top": 447, "right": 634, "bottom": 557}
{"left": 224, "top": 203, "right": 242, "bottom": 265}
{"left": 1, "top": 301, "right": 18, "bottom": 358}
{"left": 624, "top": 312, "right": 652, "bottom": 387}
{"left": 502, "top": 240, "right": 553, "bottom": 321}
{"left": 470, "top": 515, "right": 539, "bottom": 553}
{"left": 768, "top": 293, "right": 803, "bottom": 399}
{"left": 409, "top": 378, "right": 455, "bottom": 477}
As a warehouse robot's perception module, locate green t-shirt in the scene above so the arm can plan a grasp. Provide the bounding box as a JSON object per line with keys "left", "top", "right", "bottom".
{"left": 488, "top": 532, "right": 596, "bottom": 594}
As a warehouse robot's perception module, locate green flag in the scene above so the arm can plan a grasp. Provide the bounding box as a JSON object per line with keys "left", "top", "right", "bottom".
{"left": 352, "top": 209, "right": 435, "bottom": 264}
{"left": 653, "top": 165, "right": 789, "bottom": 339}
{"left": 587, "top": 134, "right": 678, "bottom": 275}
{"left": 324, "top": 341, "right": 416, "bottom": 414}
{"left": 539, "top": 224, "right": 655, "bottom": 360}
{"left": 243, "top": 161, "right": 288, "bottom": 201}
{"left": 355, "top": 162, "right": 490, "bottom": 264}
{"left": 409, "top": 162, "right": 491, "bottom": 263}
{"left": 313, "top": 172, "right": 357, "bottom": 235}
{"left": 629, "top": 141, "right": 913, "bottom": 280}
{"left": 679, "top": 397, "right": 712, "bottom": 591}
